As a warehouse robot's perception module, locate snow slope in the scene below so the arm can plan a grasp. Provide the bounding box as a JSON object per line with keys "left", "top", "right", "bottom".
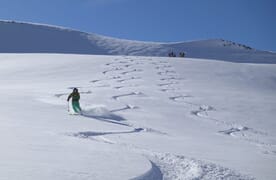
{"left": 1, "top": 20, "right": 276, "bottom": 63}
{"left": 0, "top": 53, "right": 275, "bottom": 179}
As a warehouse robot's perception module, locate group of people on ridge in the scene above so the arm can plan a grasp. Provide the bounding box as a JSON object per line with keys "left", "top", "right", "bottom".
{"left": 168, "top": 51, "right": 185, "bottom": 57}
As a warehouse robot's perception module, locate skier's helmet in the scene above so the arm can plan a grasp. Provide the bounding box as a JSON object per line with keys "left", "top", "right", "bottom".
{"left": 73, "top": 88, "right": 78, "bottom": 93}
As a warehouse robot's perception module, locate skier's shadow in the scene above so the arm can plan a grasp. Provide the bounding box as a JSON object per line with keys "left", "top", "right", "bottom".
{"left": 80, "top": 107, "right": 130, "bottom": 127}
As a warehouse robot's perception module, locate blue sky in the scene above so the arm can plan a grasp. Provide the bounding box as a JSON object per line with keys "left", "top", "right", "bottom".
{"left": 0, "top": 0, "right": 275, "bottom": 51}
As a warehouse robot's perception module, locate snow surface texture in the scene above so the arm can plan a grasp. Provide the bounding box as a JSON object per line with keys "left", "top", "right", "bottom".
{"left": 0, "top": 20, "right": 276, "bottom": 64}
{"left": 1, "top": 54, "right": 275, "bottom": 179}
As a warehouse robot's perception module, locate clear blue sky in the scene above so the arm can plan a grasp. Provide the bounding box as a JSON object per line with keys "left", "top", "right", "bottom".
{"left": 0, "top": 0, "right": 275, "bottom": 51}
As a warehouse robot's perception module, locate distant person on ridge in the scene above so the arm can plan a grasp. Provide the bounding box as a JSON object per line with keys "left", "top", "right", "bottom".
{"left": 67, "top": 88, "right": 81, "bottom": 114}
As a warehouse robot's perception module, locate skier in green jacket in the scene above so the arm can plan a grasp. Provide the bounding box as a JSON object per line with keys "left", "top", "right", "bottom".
{"left": 67, "top": 88, "right": 82, "bottom": 113}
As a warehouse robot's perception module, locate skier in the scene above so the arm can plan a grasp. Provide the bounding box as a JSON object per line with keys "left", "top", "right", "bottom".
{"left": 67, "top": 88, "right": 82, "bottom": 114}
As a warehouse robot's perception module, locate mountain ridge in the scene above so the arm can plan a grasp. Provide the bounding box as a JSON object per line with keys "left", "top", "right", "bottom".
{"left": 0, "top": 20, "right": 275, "bottom": 63}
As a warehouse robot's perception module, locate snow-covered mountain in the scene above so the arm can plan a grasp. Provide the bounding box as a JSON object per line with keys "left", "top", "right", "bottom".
{"left": 1, "top": 20, "right": 275, "bottom": 63}
{"left": 1, "top": 53, "right": 276, "bottom": 179}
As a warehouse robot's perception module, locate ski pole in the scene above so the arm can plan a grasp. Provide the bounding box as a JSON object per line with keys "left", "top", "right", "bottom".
{"left": 67, "top": 100, "right": 70, "bottom": 112}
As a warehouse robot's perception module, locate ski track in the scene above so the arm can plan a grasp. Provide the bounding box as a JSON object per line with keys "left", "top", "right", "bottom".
{"left": 114, "top": 84, "right": 139, "bottom": 90}
{"left": 112, "top": 92, "right": 145, "bottom": 100}
{"left": 102, "top": 67, "right": 124, "bottom": 74}
{"left": 160, "top": 77, "right": 185, "bottom": 81}
{"left": 157, "top": 82, "right": 179, "bottom": 87}
{"left": 153, "top": 60, "right": 191, "bottom": 105}
{"left": 110, "top": 104, "right": 139, "bottom": 112}
{"left": 131, "top": 161, "right": 163, "bottom": 180}
{"left": 121, "top": 69, "right": 143, "bottom": 75}
{"left": 62, "top": 57, "right": 265, "bottom": 179}
{"left": 169, "top": 95, "right": 192, "bottom": 101}
{"left": 191, "top": 105, "right": 216, "bottom": 118}
{"left": 153, "top": 58, "right": 276, "bottom": 156}
{"left": 157, "top": 71, "right": 176, "bottom": 76}
{"left": 146, "top": 152, "right": 254, "bottom": 180}
{"left": 189, "top": 104, "right": 275, "bottom": 156}
{"left": 69, "top": 129, "right": 254, "bottom": 180}
{"left": 160, "top": 88, "right": 181, "bottom": 92}
{"left": 71, "top": 128, "right": 144, "bottom": 139}
{"left": 117, "top": 76, "right": 142, "bottom": 83}
{"left": 93, "top": 84, "right": 111, "bottom": 88}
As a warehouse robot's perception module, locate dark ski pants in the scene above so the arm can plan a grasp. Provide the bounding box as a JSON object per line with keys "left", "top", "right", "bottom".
{"left": 72, "top": 101, "right": 81, "bottom": 113}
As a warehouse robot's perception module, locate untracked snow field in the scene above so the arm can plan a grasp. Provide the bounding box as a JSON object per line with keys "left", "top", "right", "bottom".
{"left": 0, "top": 54, "right": 275, "bottom": 180}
